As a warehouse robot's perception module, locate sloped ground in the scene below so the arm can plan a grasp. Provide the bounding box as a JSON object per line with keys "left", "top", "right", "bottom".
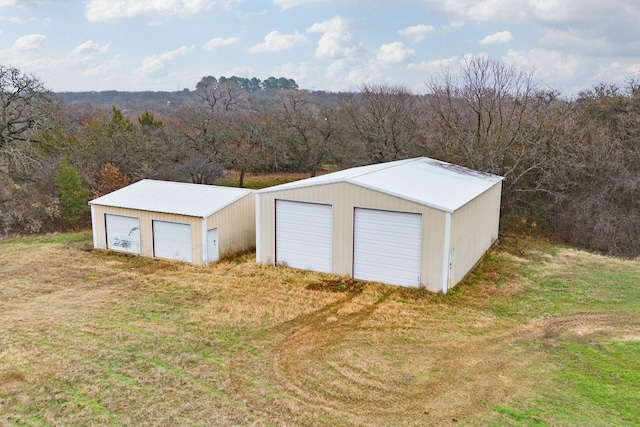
{"left": 0, "top": 233, "right": 638, "bottom": 426}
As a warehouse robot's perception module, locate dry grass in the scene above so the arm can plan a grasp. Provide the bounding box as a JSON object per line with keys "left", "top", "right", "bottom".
{"left": 1, "top": 233, "right": 638, "bottom": 426}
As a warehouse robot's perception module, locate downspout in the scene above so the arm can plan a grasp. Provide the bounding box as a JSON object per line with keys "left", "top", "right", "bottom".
{"left": 441, "top": 211, "right": 452, "bottom": 294}
{"left": 255, "top": 194, "right": 261, "bottom": 263}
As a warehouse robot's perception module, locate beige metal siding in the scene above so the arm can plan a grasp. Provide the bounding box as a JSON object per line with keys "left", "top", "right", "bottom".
{"left": 206, "top": 193, "right": 256, "bottom": 258}
{"left": 91, "top": 205, "right": 205, "bottom": 265}
{"left": 449, "top": 181, "right": 502, "bottom": 286}
{"left": 257, "top": 182, "right": 447, "bottom": 292}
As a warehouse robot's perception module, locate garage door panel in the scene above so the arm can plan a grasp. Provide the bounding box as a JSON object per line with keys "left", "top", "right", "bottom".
{"left": 276, "top": 200, "right": 332, "bottom": 273}
{"left": 153, "top": 220, "right": 192, "bottom": 262}
{"left": 354, "top": 208, "right": 422, "bottom": 287}
{"left": 105, "top": 214, "right": 140, "bottom": 254}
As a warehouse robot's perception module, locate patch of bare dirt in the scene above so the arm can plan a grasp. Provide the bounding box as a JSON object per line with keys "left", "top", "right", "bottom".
{"left": 306, "top": 278, "right": 366, "bottom": 294}
{"left": 519, "top": 313, "right": 640, "bottom": 344}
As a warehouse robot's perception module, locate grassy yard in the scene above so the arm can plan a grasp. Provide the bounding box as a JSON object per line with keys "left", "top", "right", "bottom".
{"left": 0, "top": 232, "right": 638, "bottom": 426}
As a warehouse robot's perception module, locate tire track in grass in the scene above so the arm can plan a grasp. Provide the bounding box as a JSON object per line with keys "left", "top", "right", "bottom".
{"left": 230, "top": 285, "right": 531, "bottom": 426}
{"left": 230, "top": 290, "right": 398, "bottom": 423}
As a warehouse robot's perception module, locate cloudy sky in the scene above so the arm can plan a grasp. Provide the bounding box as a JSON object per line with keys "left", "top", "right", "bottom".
{"left": 1, "top": 0, "right": 639, "bottom": 96}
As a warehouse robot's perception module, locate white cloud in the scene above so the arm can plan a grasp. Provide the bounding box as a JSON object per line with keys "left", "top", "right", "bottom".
{"left": 423, "top": 0, "right": 640, "bottom": 65}
{"left": 444, "top": 20, "right": 464, "bottom": 30}
{"left": 135, "top": 45, "right": 193, "bottom": 79}
{"left": 504, "top": 48, "right": 579, "bottom": 80}
{"left": 248, "top": 31, "right": 307, "bottom": 53}
{"left": 203, "top": 37, "right": 239, "bottom": 51}
{"left": 426, "top": 0, "right": 640, "bottom": 28}
{"left": 273, "top": 61, "right": 314, "bottom": 86}
{"left": 503, "top": 48, "right": 640, "bottom": 96}
{"left": 437, "top": 0, "right": 512, "bottom": 21}
{"left": 12, "top": 34, "right": 46, "bottom": 51}
{"left": 408, "top": 56, "right": 459, "bottom": 72}
{"left": 71, "top": 40, "right": 110, "bottom": 57}
{"left": 85, "top": 0, "right": 237, "bottom": 22}
{"left": 0, "top": 15, "right": 23, "bottom": 23}
{"left": 345, "top": 60, "right": 383, "bottom": 89}
{"left": 83, "top": 55, "right": 122, "bottom": 78}
{"left": 502, "top": 47, "right": 594, "bottom": 94}
{"left": 273, "top": 0, "right": 328, "bottom": 10}
{"left": 225, "top": 65, "right": 254, "bottom": 77}
{"left": 0, "top": 35, "right": 122, "bottom": 91}
{"left": 377, "top": 42, "right": 415, "bottom": 64}
{"left": 0, "top": 0, "right": 43, "bottom": 5}
{"left": 399, "top": 24, "right": 435, "bottom": 43}
{"left": 307, "top": 16, "right": 361, "bottom": 60}
{"left": 479, "top": 30, "right": 512, "bottom": 45}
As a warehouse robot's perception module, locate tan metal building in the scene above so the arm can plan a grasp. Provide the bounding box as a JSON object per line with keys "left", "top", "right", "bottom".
{"left": 256, "top": 157, "right": 503, "bottom": 292}
{"left": 90, "top": 180, "right": 255, "bottom": 265}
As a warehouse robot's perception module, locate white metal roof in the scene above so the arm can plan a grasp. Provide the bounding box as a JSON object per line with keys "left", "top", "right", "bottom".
{"left": 257, "top": 157, "right": 503, "bottom": 212}
{"left": 89, "top": 179, "right": 253, "bottom": 218}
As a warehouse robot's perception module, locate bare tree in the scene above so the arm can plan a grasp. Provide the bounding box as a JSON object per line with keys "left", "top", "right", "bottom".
{"left": 547, "top": 82, "right": 640, "bottom": 256}
{"left": 339, "top": 83, "right": 419, "bottom": 164}
{"left": 275, "top": 90, "right": 337, "bottom": 176}
{"left": 0, "top": 65, "right": 58, "bottom": 171}
{"left": 173, "top": 106, "right": 226, "bottom": 168}
{"left": 421, "top": 57, "right": 570, "bottom": 219}
{"left": 195, "top": 76, "right": 246, "bottom": 112}
{"left": 223, "top": 110, "right": 272, "bottom": 187}
{"left": 174, "top": 156, "right": 224, "bottom": 185}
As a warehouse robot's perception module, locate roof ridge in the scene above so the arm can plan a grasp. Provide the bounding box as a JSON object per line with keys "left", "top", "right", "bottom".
{"left": 138, "top": 179, "right": 252, "bottom": 192}
{"left": 347, "top": 157, "right": 421, "bottom": 180}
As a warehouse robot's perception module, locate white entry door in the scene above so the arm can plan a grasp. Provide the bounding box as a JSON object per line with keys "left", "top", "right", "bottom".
{"left": 207, "top": 228, "right": 219, "bottom": 263}
{"left": 152, "top": 220, "right": 192, "bottom": 262}
{"left": 353, "top": 208, "right": 422, "bottom": 287}
{"left": 275, "top": 200, "right": 333, "bottom": 273}
{"left": 105, "top": 214, "right": 140, "bottom": 254}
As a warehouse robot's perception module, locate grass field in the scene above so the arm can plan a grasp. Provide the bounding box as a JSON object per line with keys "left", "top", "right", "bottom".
{"left": 0, "top": 232, "right": 638, "bottom": 426}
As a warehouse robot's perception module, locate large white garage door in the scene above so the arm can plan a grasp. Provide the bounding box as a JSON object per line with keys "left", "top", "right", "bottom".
{"left": 105, "top": 214, "right": 140, "bottom": 254}
{"left": 276, "top": 200, "right": 332, "bottom": 273}
{"left": 353, "top": 208, "right": 422, "bottom": 287}
{"left": 153, "top": 220, "right": 192, "bottom": 262}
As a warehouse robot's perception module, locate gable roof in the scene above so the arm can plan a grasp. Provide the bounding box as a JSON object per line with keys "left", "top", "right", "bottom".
{"left": 89, "top": 179, "right": 253, "bottom": 218}
{"left": 257, "top": 157, "right": 503, "bottom": 212}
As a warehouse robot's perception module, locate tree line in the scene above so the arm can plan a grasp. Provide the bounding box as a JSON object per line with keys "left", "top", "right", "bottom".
{"left": 1, "top": 59, "right": 639, "bottom": 257}
{"left": 196, "top": 75, "right": 299, "bottom": 92}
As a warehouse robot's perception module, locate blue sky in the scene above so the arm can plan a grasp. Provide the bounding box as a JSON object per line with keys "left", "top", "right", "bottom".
{"left": 1, "top": 0, "right": 639, "bottom": 96}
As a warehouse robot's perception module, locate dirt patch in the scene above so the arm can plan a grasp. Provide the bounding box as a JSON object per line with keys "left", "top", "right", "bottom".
{"left": 0, "top": 370, "right": 27, "bottom": 385}
{"left": 0, "top": 369, "right": 29, "bottom": 395}
{"left": 521, "top": 313, "right": 640, "bottom": 343}
{"left": 306, "top": 278, "right": 366, "bottom": 294}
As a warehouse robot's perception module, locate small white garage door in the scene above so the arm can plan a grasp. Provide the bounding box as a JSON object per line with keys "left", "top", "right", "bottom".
{"left": 353, "top": 208, "right": 422, "bottom": 287}
{"left": 153, "top": 220, "right": 192, "bottom": 262}
{"left": 276, "top": 200, "right": 332, "bottom": 273}
{"left": 105, "top": 214, "right": 140, "bottom": 254}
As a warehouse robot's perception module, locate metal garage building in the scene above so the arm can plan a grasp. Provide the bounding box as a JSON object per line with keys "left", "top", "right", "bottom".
{"left": 90, "top": 180, "right": 254, "bottom": 265}
{"left": 255, "top": 157, "right": 503, "bottom": 293}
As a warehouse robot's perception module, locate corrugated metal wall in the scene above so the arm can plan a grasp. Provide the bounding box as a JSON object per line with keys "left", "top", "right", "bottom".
{"left": 206, "top": 193, "right": 256, "bottom": 258}
{"left": 92, "top": 193, "right": 255, "bottom": 265}
{"left": 91, "top": 205, "right": 205, "bottom": 264}
{"left": 256, "top": 182, "right": 447, "bottom": 292}
{"left": 450, "top": 181, "right": 502, "bottom": 285}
